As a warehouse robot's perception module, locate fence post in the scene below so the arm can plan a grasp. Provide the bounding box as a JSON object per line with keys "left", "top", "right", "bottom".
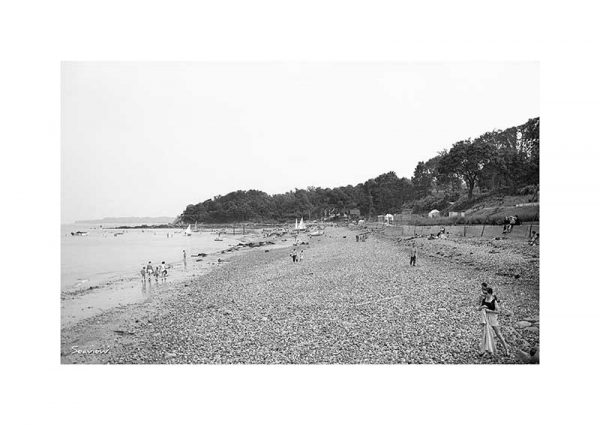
{"left": 529, "top": 223, "right": 533, "bottom": 238}
{"left": 463, "top": 225, "right": 466, "bottom": 237}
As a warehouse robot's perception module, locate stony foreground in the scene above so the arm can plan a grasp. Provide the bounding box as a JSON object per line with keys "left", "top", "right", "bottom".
{"left": 61, "top": 226, "right": 539, "bottom": 364}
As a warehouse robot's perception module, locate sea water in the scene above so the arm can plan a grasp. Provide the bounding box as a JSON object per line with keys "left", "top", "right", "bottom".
{"left": 61, "top": 223, "right": 248, "bottom": 291}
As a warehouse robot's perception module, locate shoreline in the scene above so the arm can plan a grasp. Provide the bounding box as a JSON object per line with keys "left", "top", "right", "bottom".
{"left": 61, "top": 231, "right": 299, "bottom": 329}
{"left": 61, "top": 227, "right": 538, "bottom": 364}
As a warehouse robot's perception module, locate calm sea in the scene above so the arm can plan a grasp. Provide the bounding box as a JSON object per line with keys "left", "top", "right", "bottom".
{"left": 61, "top": 223, "right": 247, "bottom": 291}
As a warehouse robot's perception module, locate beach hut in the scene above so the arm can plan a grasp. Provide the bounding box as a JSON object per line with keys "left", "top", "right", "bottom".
{"left": 428, "top": 209, "right": 440, "bottom": 218}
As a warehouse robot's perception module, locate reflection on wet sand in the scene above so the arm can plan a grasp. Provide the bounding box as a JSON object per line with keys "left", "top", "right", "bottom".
{"left": 141, "top": 279, "right": 154, "bottom": 299}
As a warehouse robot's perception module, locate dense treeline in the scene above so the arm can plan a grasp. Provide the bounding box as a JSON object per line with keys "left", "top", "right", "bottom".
{"left": 179, "top": 117, "right": 539, "bottom": 224}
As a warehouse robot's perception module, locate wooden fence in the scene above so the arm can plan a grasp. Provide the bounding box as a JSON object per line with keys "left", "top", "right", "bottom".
{"left": 368, "top": 223, "right": 540, "bottom": 239}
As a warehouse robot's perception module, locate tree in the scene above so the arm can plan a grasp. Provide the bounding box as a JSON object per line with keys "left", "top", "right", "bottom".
{"left": 438, "top": 139, "right": 495, "bottom": 200}
{"left": 412, "top": 155, "right": 447, "bottom": 197}
{"left": 412, "top": 161, "right": 434, "bottom": 198}
{"left": 177, "top": 117, "right": 538, "bottom": 223}
{"left": 519, "top": 117, "right": 540, "bottom": 185}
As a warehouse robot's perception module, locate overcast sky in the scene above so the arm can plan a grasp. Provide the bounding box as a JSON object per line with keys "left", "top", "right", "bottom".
{"left": 61, "top": 62, "right": 539, "bottom": 223}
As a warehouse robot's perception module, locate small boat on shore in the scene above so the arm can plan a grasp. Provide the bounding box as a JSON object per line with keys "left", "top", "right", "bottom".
{"left": 298, "top": 217, "right": 306, "bottom": 231}
{"left": 71, "top": 231, "right": 89, "bottom": 236}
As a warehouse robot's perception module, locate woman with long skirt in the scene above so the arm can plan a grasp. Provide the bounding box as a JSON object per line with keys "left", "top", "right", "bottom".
{"left": 478, "top": 287, "right": 509, "bottom": 357}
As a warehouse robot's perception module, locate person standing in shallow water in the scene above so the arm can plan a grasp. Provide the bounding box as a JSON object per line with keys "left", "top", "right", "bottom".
{"left": 409, "top": 242, "right": 417, "bottom": 266}
{"left": 160, "top": 261, "right": 168, "bottom": 284}
{"left": 140, "top": 266, "right": 147, "bottom": 293}
{"left": 478, "top": 287, "right": 509, "bottom": 356}
{"left": 290, "top": 248, "right": 297, "bottom": 263}
{"left": 153, "top": 265, "right": 160, "bottom": 284}
{"left": 183, "top": 250, "right": 187, "bottom": 271}
{"left": 146, "top": 261, "right": 154, "bottom": 277}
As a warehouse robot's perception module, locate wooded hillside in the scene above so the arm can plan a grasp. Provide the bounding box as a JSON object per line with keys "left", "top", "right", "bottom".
{"left": 178, "top": 117, "right": 539, "bottom": 224}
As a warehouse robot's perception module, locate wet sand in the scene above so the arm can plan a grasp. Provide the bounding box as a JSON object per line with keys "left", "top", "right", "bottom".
{"left": 61, "top": 232, "right": 296, "bottom": 328}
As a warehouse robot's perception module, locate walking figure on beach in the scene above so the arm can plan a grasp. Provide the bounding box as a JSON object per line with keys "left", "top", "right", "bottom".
{"left": 299, "top": 250, "right": 304, "bottom": 262}
{"left": 290, "top": 248, "right": 298, "bottom": 263}
{"left": 409, "top": 242, "right": 417, "bottom": 266}
{"left": 183, "top": 250, "right": 187, "bottom": 271}
{"left": 477, "top": 287, "right": 509, "bottom": 357}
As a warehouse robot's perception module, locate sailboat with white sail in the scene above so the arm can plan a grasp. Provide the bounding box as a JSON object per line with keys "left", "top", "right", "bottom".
{"left": 184, "top": 224, "right": 192, "bottom": 236}
{"left": 298, "top": 217, "right": 306, "bottom": 231}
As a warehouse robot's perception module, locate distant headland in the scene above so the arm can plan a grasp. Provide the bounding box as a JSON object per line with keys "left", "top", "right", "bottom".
{"left": 74, "top": 216, "right": 176, "bottom": 224}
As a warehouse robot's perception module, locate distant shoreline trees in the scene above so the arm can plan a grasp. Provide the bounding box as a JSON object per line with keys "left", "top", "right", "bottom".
{"left": 178, "top": 117, "right": 539, "bottom": 224}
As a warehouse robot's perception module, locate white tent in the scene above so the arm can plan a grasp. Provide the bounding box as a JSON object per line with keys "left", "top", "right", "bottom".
{"left": 428, "top": 209, "right": 440, "bottom": 218}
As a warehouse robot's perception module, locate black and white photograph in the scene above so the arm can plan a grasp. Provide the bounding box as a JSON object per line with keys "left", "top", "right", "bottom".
{"left": 4, "top": 1, "right": 599, "bottom": 424}
{"left": 61, "top": 62, "right": 539, "bottom": 364}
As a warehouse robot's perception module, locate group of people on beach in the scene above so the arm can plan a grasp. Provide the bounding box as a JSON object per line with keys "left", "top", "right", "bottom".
{"left": 136, "top": 225, "right": 523, "bottom": 362}
{"left": 290, "top": 248, "right": 304, "bottom": 263}
{"left": 355, "top": 233, "right": 369, "bottom": 242}
{"left": 528, "top": 230, "right": 539, "bottom": 246}
{"left": 502, "top": 215, "right": 520, "bottom": 233}
{"left": 427, "top": 226, "right": 447, "bottom": 240}
{"left": 405, "top": 239, "right": 512, "bottom": 358}
{"left": 140, "top": 261, "right": 168, "bottom": 285}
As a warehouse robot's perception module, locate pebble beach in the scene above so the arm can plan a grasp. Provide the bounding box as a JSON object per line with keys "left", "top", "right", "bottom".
{"left": 61, "top": 226, "right": 539, "bottom": 364}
